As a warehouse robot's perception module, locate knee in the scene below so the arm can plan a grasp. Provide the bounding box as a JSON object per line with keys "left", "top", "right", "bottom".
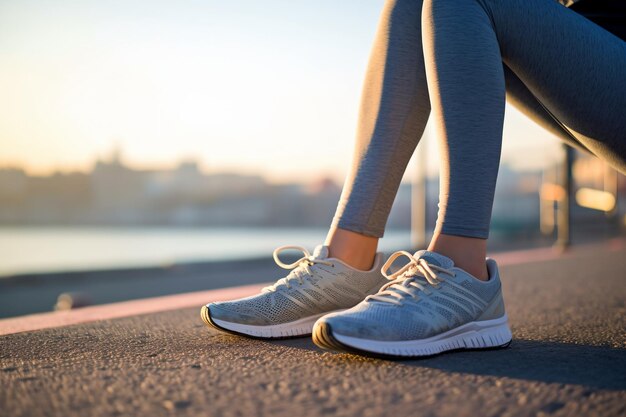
{"left": 421, "top": 0, "right": 497, "bottom": 50}
{"left": 422, "top": 0, "right": 462, "bottom": 14}
{"left": 422, "top": 0, "right": 461, "bottom": 30}
{"left": 382, "top": 0, "right": 423, "bottom": 29}
{"left": 422, "top": 0, "right": 490, "bottom": 23}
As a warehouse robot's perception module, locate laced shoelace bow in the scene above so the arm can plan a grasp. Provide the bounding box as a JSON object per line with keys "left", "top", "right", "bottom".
{"left": 368, "top": 251, "right": 456, "bottom": 305}
{"left": 262, "top": 245, "right": 334, "bottom": 292}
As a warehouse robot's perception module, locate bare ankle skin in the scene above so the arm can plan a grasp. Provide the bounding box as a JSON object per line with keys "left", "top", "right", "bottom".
{"left": 428, "top": 233, "right": 489, "bottom": 281}
{"left": 325, "top": 227, "right": 378, "bottom": 271}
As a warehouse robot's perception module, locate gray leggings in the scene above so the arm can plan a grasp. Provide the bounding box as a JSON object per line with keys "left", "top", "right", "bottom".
{"left": 331, "top": 0, "right": 626, "bottom": 239}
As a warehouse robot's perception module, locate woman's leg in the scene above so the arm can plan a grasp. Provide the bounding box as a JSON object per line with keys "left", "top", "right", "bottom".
{"left": 422, "top": 0, "right": 626, "bottom": 277}
{"left": 326, "top": 0, "right": 429, "bottom": 269}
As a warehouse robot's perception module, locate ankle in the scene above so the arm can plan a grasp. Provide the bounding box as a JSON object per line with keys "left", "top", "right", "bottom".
{"left": 428, "top": 233, "right": 489, "bottom": 281}
{"left": 326, "top": 227, "right": 378, "bottom": 271}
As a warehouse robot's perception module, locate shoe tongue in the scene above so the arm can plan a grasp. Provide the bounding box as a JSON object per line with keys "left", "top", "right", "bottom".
{"left": 367, "top": 249, "right": 454, "bottom": 305}
{"left": 312, "top": 245, "right": 329, "bottom": 259}
{"left": 412, "top": 250, "right": 454, "bottom": 269}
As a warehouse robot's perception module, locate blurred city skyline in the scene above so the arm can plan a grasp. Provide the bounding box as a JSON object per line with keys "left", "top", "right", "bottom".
{"left": 0, "top": 144, "right": 549, "bottom": 228}
{"left": 0, "top": 0, "right": 565, "bottom": 184}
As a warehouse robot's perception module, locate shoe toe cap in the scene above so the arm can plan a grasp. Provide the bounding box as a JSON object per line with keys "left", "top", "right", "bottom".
{"left": 320, "top": 304, "right": 432, "bottom": 341}
{"left": 320, "top": 313, "right": 392, "bottom": 340}
{"left": 206, "top": 302, "right": 270, "bottom": 326}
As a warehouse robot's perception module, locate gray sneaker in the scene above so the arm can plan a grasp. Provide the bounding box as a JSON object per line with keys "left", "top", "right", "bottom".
{"left": 201, "top": 245, "right": 387, "bottom": 339}
{"left": 312, "top": 250, "right": 512, "bottom": 357}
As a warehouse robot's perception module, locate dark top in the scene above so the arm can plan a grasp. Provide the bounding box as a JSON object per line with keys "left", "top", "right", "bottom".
{"left": 568, "top": 0, "right": 626, "bottom": 41}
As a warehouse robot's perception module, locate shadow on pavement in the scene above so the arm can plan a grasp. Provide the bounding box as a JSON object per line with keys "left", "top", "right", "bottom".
{"left": 268, "top": 338, "right": 626, "bottom": 391}
{"left": 414, "top": 339, "right": 626, "bottom": 391}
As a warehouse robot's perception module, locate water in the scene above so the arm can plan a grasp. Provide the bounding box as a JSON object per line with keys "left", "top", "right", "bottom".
{"left": 0, "top": 226, "right": 412, "bottom": 277}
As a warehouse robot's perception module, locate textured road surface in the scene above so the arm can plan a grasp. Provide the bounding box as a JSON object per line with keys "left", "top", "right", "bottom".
{"left": 1, "top": 244, "right": 625, "bottom": 417}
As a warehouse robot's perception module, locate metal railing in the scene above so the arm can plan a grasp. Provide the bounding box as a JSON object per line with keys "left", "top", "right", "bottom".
{"left": 411, "top": 142, "right": 621, "bottom": 249}
{"left": 540, "top": 144, "right": 620, "bottom": 249}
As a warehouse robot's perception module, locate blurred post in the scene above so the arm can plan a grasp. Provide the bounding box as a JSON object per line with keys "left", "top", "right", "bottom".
{"left": 604, "top": 163, "right": 619, "bottom": 219}
{"left": 411, "top": 134, "right": 427, "bottom": 250}
{"left": 540, "top": 166, "right": 557, "bottom": 235}
{"left": 555, "top": 144, "right": 574, "bottom": 249}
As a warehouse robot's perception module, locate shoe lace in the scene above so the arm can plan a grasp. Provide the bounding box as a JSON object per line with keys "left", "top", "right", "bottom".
{"left": 367, "top": 251, "right": 456, "bottom": 305}
{"left": 262, "top": 245, "right": 334, "bottom": 292}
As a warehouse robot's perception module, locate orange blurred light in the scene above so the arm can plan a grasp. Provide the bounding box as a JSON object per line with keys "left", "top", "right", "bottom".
{"left": 575, "top": 187, "right": 616, "bottom": 212}
{"left": 540, "top": 183, "right": 566, "bottom": 201}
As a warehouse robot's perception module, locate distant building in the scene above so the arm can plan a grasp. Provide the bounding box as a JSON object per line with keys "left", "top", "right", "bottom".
{"left": 92, "top": 149, "right": 147, "bottom": 211}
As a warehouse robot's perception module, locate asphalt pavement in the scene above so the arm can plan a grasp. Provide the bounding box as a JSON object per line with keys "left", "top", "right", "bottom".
{"left": 1, "top": 242, "right": 625, "bottom": 417}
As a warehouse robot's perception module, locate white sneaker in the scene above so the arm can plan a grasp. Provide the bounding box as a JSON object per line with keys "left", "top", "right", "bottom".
{"left": 313, "top": 250, "right": 512, "bottom": 357}
{"left": 201, "top": 245, "right": 387, "bottom": 339}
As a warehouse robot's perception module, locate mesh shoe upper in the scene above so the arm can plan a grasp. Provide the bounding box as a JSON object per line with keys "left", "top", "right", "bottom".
{"left": 319, "top": 250, "right": 505, "bottom": 341}
{"left": 208, "top": 245, "right": 387, "bottom": 326}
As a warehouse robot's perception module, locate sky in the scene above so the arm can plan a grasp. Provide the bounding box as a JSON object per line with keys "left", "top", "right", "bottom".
{"left": 0, "top": 0, "right": 563, "bottom": 183}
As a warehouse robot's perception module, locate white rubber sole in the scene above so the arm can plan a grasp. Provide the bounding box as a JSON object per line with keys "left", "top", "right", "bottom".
{"left": 321, "top": 315, "right": 512, "bottom": 357}
{"left": 206, "top": 307, "right": 345, "bottom": 339}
